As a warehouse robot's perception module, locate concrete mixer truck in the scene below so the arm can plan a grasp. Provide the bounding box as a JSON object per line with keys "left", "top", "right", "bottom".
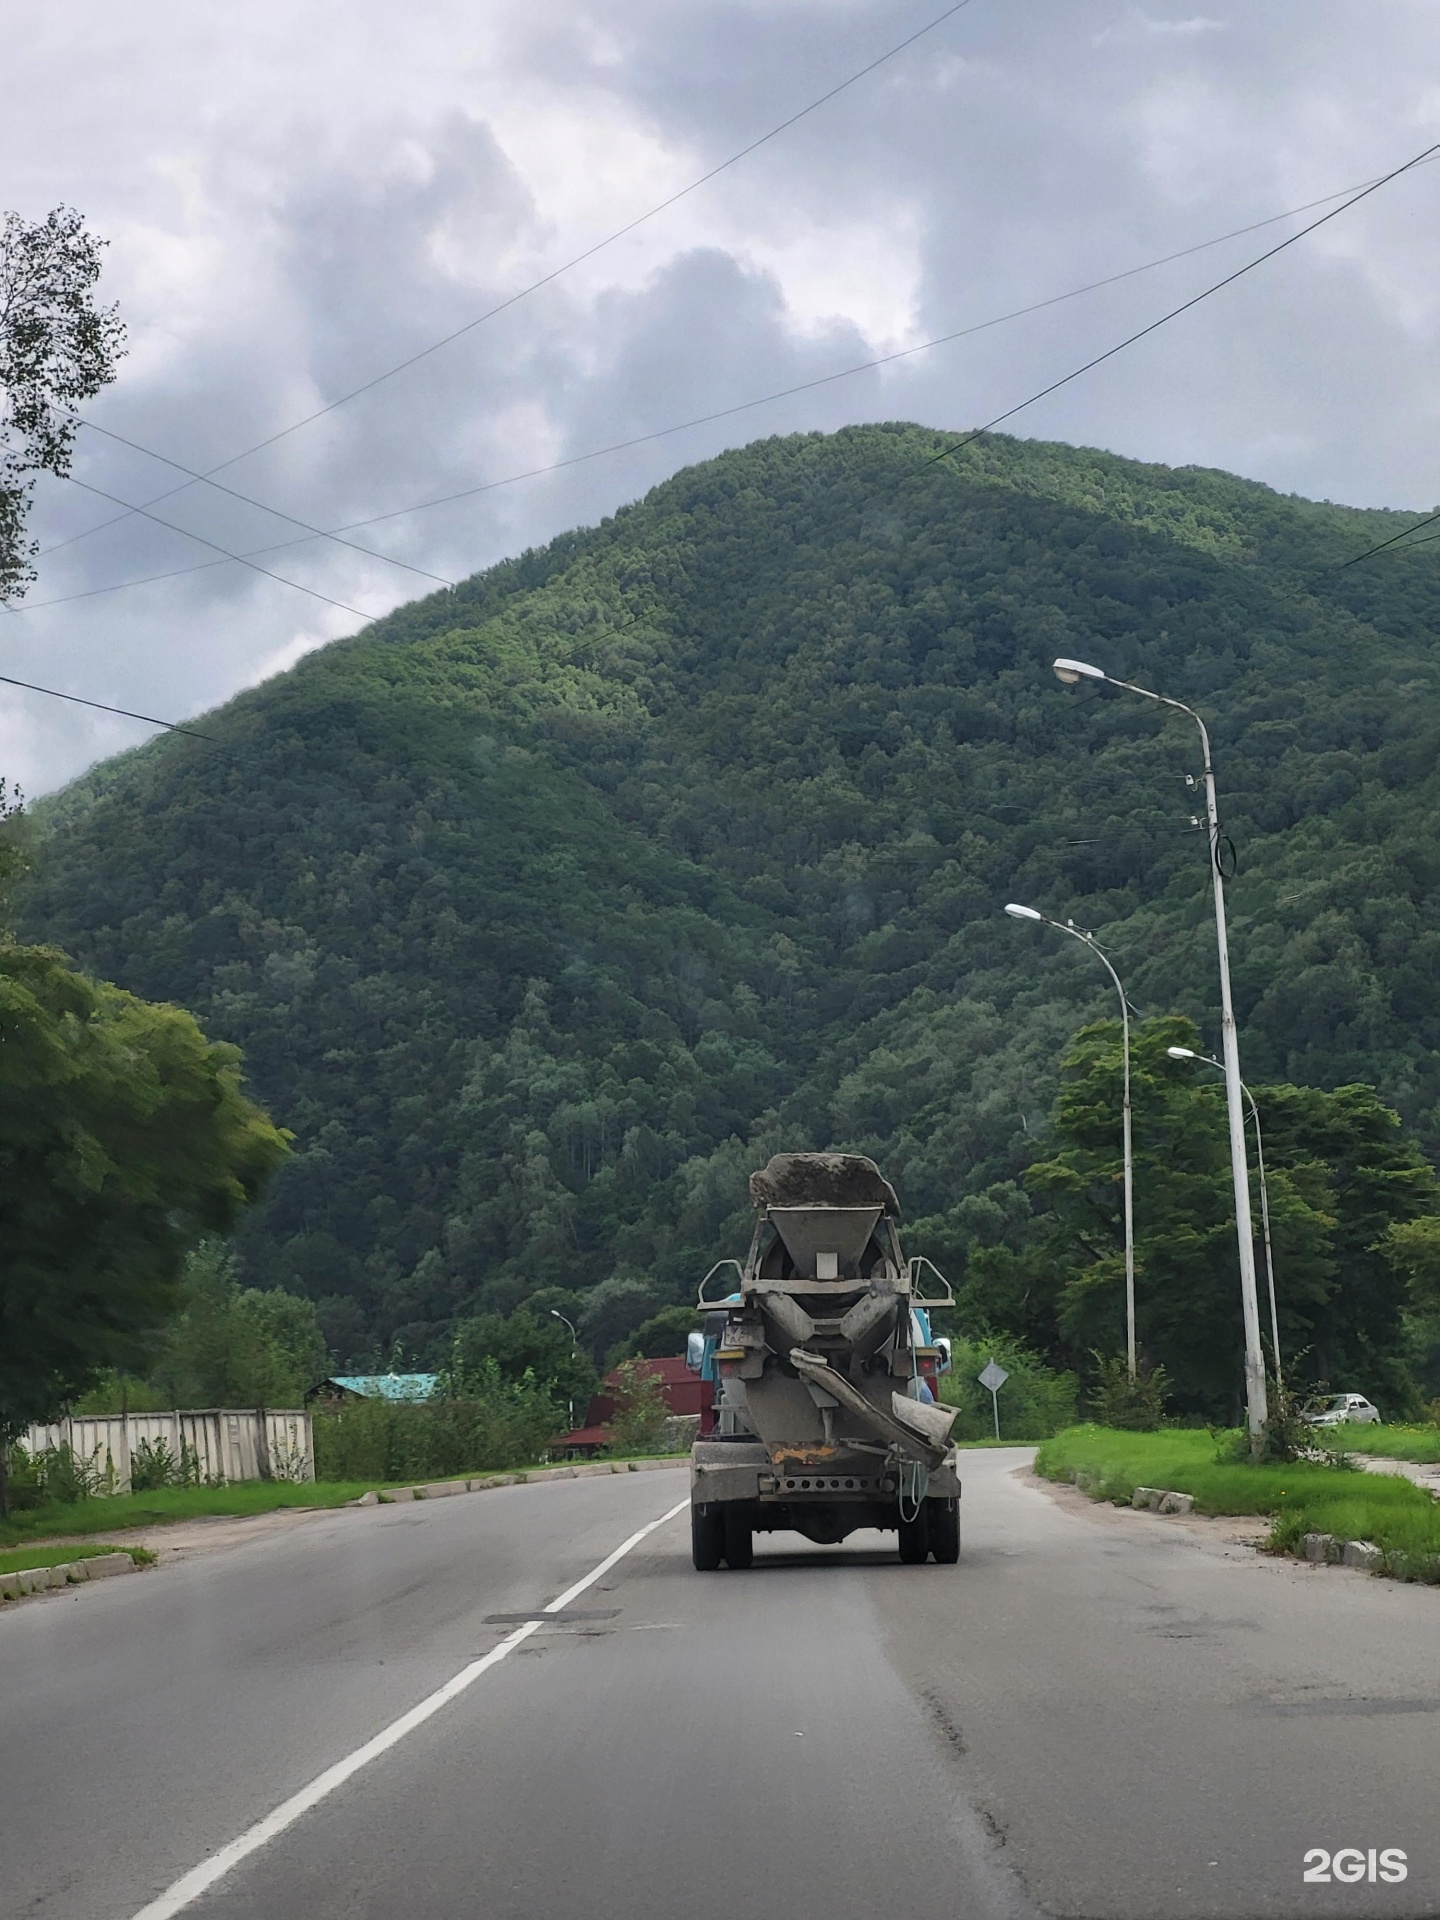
{"left": 686, "top": 1152, "right": 961, "bottom": 1570}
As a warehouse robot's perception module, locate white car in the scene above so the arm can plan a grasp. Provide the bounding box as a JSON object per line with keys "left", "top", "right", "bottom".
{"left": 1306, "top": 1392, "right": 1381, "bottom": 1427}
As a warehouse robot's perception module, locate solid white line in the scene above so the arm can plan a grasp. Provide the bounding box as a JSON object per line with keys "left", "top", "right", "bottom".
{"left": 128, "top": 1494, "right": 689, "bottom": 1920}
{"left": 544, "top": 1498, "right": 688, "bottom": 1613}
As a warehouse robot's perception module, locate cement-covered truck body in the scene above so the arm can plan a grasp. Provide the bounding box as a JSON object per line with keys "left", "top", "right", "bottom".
{"left": 687, "top": 1152, "right": 961, "bottom": 1569}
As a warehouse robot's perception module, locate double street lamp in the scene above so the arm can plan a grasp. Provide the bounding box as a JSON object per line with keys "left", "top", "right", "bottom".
{"left": 1052, "top": 657, "right": 1268, "bottom": 1442}
{"left": 1005, "top": 903, "right": 1136, "bottom": 1382}
{"left": 1167, "top": 1045, "right": 1282, "bottom": 1389}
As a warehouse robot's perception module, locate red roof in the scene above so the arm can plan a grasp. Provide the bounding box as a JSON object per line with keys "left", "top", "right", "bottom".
{"left": 559, "top": 1354, "right": 705, "bottom": 1451}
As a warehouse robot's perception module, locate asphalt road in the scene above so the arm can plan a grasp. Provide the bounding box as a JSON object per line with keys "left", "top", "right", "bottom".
{"left": 5, "top": 1452, "right": 1440, "bottom": 1920}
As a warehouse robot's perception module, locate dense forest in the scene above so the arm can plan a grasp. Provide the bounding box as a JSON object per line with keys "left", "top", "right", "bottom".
{"left": 18, "top": 424, "right": 1440, "bottom": 1407}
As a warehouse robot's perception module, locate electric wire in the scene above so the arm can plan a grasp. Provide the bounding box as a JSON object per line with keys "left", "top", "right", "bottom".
{"left": 0, "top": 673, "right": 216, "bottom": 739}
{"left": 40, "top": 0, "right": 976, "bottom": 564}
{"left": 76, "top": 418, "right": 455, "bottom": 589}
{"left": 919, "top": 134, "right": 1440, "bottom": 477}
{"left": 19, "top": 165, "right": 1435, "bottom": 620}
{"left": 1336, "top": 505, "right": 1440, "bottom": 569}
{"left": 14, "top": 131, "right": 1439, "bottom": 725}
{"left": 61, "top": 474, "right": 378, "bottom": 624}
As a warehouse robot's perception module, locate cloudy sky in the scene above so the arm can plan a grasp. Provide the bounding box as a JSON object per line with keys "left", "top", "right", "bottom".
{"left": 3, "top": 0, "right": 1439, "bottom": 794}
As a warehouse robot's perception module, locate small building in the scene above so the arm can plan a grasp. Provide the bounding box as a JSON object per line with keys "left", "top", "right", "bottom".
{"left": 560, "top": 1357, "right": 705, "bottom": 1456}
{"left": 306, "top": 1372, "right": 439, "bottom": 1406}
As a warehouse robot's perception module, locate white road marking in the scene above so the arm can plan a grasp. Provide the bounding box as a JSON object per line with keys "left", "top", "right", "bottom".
{"left": 544, "top": 1499, "right": 687, "bottom": 1613}
{"left": 128, "top": 1495, "right": 689, "bottom": 1920}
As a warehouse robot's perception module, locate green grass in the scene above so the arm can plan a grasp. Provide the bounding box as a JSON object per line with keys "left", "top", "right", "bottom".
{"left": 0, "top": 1480, "right": 381, "bottom": 1547}
{"left": 1035, "top": 1426, "right": 1440, "bottom": 1580}
{"left": 1329, "top": 1423, "right": 1440, "bottom": 1464}
{"left": 0, "top": 1541, "right": 155, "bottom": 1575}
{"left": 0, "top": 1454, "right": 691, "bottom": 1549}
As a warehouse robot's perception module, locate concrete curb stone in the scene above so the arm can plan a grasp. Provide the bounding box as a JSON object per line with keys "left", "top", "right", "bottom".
{"left": 1, "top": 1551, "right": 136, "bottom": 1608}
{"left": 354, "top": 1455, "right": 687, "bottom": 1506}
{"left": 78, "top": 1553, "right": 135, "bottom": 1579}
{"left": 1342, "top": 1540, "right": 1384, "bottom": 1572}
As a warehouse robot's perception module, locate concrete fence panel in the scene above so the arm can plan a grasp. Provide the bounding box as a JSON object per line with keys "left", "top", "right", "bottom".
{"left": 20, "top": 1410, "right": 315, "bottom": 1495}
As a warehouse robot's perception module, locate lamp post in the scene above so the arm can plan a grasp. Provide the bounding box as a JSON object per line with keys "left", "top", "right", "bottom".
{"left": 1005, "top": 902, "right": 1136, "bottom": 1382}
{"left": 1167, "top": 1046, "right": 1282, "bottom": 1389}
{"left": 551, "top": 1311, "right": 579, "bottom": 1427}
{"left": 1053, "top": 657, "right": 1268, "bottom": 1442}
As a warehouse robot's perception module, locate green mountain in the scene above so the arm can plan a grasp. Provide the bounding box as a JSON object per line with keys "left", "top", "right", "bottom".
{"left": 19, "top": 424, "right": 1440, "bottom": 1365}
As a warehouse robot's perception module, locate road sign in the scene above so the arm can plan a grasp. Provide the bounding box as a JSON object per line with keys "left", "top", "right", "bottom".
{"left": 978, "top": 1359, "right": 1009, "bottom": 1440}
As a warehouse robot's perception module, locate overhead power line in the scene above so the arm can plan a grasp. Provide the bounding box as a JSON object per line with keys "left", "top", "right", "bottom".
{"left": 62, "top": 474, "right": 378, "bottom": 623}
{"left": 77, "top": 418, "right": 455, "bottom": 589}
{"left": 920, "top": 134, "right": 1440, "bottom": 476}
{"left": 0, "top": 673, "right": 216, "bottom": 739}
{"left": 42, "top": 0, "right": 976, "bottom": 563}
{"left": 19, "top": 165, "right": 1433, "bottom": 620}
{"left": 1337, "top": 506, "right": 1440, "bottom": 569}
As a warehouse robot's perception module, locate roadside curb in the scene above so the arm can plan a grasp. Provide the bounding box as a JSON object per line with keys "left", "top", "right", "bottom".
{"left": 360, "top": 1457, "right": 684, "bottom": 1506}
{"left": 0, "top": 1551, "right": 141, "bottom": 1608}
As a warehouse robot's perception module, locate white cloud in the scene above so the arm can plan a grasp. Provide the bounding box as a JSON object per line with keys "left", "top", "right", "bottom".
{"left": 3, "top": 0, "right": 1440, "bottom": 794}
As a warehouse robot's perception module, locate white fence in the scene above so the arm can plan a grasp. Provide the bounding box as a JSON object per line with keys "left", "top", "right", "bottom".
{"left": 21, "top": 1409, "right": 315, "bottom": 1495}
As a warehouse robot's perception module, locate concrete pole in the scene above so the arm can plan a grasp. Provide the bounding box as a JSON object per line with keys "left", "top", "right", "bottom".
{"left": 1054, "top": 660, "right": 1268, "bottom": 1442}
{"left": 1250, "top": 1098, "right": 1282, "bottom": 1390}
{"left": 1194, "top": 714, "right": 1269, "bottom": 1443}
{"left": 1170, "top": 1047, "right": 1282, "bottom": 1393}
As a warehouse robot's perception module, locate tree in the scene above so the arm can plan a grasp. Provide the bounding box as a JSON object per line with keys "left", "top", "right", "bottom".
{"left": 604, "top": 1359, "right": 670, "bottom": 1456}
{"left": 142, "top": 1243, "right": 328, "bottom": 1408}
{"left": 614, "top": 1304, "right": 703, "bottom": 1362}
{"left": 1383, "top": 1216, "right": 1440, "bottom": 1307}
{"left": 0, "top": 943, "right": 289, "bottom": 1468}
{"left": 447, "top": 1308, "right": 595, "bottom": 1410}
{"left": 1024, "top": 1015, "right": 1437, "bottom": 1420}
{"left": 2, "top": 206, "right": 125, "bottom": 600}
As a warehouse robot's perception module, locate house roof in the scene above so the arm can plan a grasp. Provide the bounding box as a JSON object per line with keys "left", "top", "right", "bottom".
{"left": 319, "top": 1373, "right": 439, "bottom": 1402}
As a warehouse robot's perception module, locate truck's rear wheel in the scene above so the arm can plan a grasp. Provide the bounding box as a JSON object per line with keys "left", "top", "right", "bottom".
{"left": 691, "top": 1502, "right": 725, "bottom": 1571}
{"left": 897, "top": 1506, "right": 929, "bottom": 1564}
{"left": 927, "top": 1496, "right": 960, "bottom": 1564}
{"left": 723, "top": 1508, "right": 754, "bottom": 1569}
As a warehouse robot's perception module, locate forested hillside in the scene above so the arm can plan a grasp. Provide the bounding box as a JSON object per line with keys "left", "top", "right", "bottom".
{"left": 20, "top": 423, "right": 1440, "bottom": 1380}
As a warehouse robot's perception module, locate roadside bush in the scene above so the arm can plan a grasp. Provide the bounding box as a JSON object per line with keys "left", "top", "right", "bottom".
{"left": 603, "top": 1359, "right": 670, "bottom": 1456}
{"left": 129, "top": 1436, "right": 201, "bottom": 1492}
{"left": 1087, "top": 1352, "right": 1169, "bottom": 1431}
{"left": 3, "top": 1443, "right": 110, "bottom": 1509}
{"left": 937, "top": 1332, "right": 1077, "bottom": 1441}
{"left": 313, "top": 1366, "right": 561, "bottom": 1483}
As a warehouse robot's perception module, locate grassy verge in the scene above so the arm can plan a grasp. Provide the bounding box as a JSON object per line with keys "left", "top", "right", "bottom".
{"left": 0, "top": 1480, "right": 380, "bottom": 1548}
{"left": 1331, "top": 1423, "right": 1440, "bottom": 1464}
{"left": 0, "top": 1453, "right": 691, "bottom": 1548}
{"left": 1035, "top": 1426, "right": 1440, "bottom": 1581}
{"left": 0, "top": 1541, "right": 156, "bottom": 1575}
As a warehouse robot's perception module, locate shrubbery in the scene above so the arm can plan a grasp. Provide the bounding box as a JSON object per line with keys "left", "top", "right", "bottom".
{"left": 938, "top": 1333, "right": 1077, "bottom": 1441}
{"left": 313, "top": 1366, "right": 561, "bottom": 1483}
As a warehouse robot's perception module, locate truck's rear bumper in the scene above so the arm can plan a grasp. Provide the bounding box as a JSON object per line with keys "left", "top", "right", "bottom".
{"left": 690, "top": 1439, "right": 961, "bottom": 1505}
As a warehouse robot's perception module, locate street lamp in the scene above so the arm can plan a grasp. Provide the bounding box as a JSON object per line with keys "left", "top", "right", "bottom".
{"left": 1005, "top": 902, "right": 1136, "bottom": 1381}
{"left": 1053, "top": 656, "right": 1268, "bottom": 1441}
{"left": 550, "top": 1311, "right": 579, "bottom": 1428}
{"left": 1167, "top": 1046, "right": 1282, "bottom": 1389}
{"left": 550, "top": 1309, "right": 578, "bottom": 1347}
